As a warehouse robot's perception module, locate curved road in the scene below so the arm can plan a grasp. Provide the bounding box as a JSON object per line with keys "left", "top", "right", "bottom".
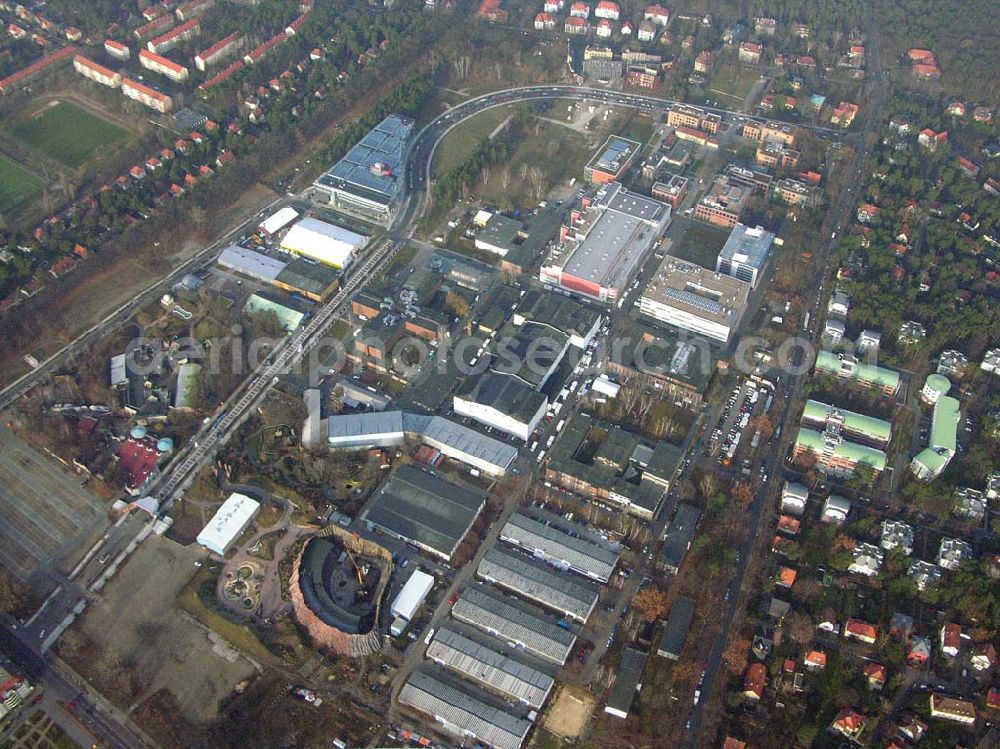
{"left": 1, "top": 80, "right": 864, "bottom": 749}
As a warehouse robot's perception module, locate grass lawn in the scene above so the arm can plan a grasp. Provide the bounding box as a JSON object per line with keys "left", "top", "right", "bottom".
{"left": 0, "top": 155, "right": 45, "bottom": 213}
{"left": 9, "top": 100, "right": 130, "bottom": 168}
{"left": 708, "top": 66, "right": 759, "bottom": 101}
{"left": 431, "top": 105, "right": 514, "bottom": 179}
{"left": 669, "top": 220, "right": 730, "bottom": 268}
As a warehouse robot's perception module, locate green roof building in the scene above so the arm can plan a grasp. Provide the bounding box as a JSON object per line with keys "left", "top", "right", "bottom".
{"left": 911, "top": 395, "right": 960, "bottom": 481}
{"left": 802, "top": 399, "right": 892, "bottom": 446}
{"left": 793, "top": 427, "right": 887, "bottom": 476}
{"left": 814, "top": 350, "right": 900, "bottom": 394}
{"left": 243, "top": 293, "right": 305, "bottom": 332}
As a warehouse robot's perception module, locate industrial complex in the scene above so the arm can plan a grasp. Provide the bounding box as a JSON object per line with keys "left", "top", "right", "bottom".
{"left": 540, "top": 182, "right": 670, "bottom": 303}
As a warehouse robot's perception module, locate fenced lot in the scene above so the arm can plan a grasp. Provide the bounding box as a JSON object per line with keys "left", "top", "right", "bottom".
{"left": 0, "top": 426, "right": 104, "bottom": 579}
{"left": 9, "top": 100, "right": 130, "bottom": 168}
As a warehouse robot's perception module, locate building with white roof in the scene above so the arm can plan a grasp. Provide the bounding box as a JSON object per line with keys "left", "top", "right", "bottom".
{"left": 258, "top": 205, "right": 299, "bottom": 236}
{"left": 280, "top": 217, "right": 367, "bottom": 268}
{"left": 821, "top": 495, "right": 852, "bottom": 524}
{"left": 848, "top": 542, "right": 883, "bottom": 577}
{"left": 196, "top": 492, "right": 260, "bottom": 555}
{"left": 781, "top": 481, "right": 809, "bottom": 515}
{"left": 880, "top": 519, "right": 914, "bottom": 555}
{"left": 937, "top": 537, "right": 973, "bottom": 570}
{"left": 638, "top": 258, "right": 751, "bottom": 343}
{"left": 390, "top": 569, "right": 435, "bottom": 621}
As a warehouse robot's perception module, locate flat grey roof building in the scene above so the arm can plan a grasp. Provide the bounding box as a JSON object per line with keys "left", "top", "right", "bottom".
{"left": 399, "top": 668, "right": 532, "bottom": 749}
{"left": 657, "top": 595, "right": 695, "bottom": 659}
{"left": 478, "top": 546, "right": 599, "bottom": 623}
{"left": 328, "top": 410, "right": 404, "bottom": 447}
{"left": 541, "top": 182, "right": 670, "bottom": 303}
{"left": 217, "top": 244, "right": 287, "bottom": 282}
{"left": 659, "top": 503, "right": 702, "bottom": 573}
{"left": 324, "top": 411, "right": 517, "bottom": 476}
{"left": 500, "top": 512, "right": 619, "bottom": 583}
{"left": 452, "top": 585, "right": 576, "bottom": 665}
{"left": 415, "top": 414, "right": 519, "bottom": 474}
{"left": 427, "top": 625, "right": 555, "bottom": 710}
{"left": 362, "top": 465, "right": 485, "bottom": 561}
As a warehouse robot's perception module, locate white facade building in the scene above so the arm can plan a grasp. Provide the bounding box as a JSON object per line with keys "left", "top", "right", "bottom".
{"left": 196, "top": 492, "right": 260, "bottom": 555}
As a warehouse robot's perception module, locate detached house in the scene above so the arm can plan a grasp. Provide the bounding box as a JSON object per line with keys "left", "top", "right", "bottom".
{"left": 844, "top": 618, "right": 877, "bottom": 645}
{"left": 940, "top": 623, "right": 961, "bottom": 657}
{"left": 830, "top": 708, "right": 866, "bottom": 740}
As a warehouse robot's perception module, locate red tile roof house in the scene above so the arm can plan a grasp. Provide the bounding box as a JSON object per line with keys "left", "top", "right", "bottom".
{"left": 830, "top": 708, "right": 866, "bottom": 740}
{"left": 743, "top": 663, "right": 766, "bottom": 700}
{"left": 117, "top": 435, "right": 161, "bottom": 495}
{"left": 844, "top": 618, "right": 878, "bottom": 645}
{"left": 918, "top": 128, "right": 948, "bottom": 150}
{"left": 957, "top": 156, "right": 980, "bottom": 177}
{"left": 803, "top": 650, "right": 827, "bottom": 671}
{"left": 863, "top": 661, "right": 887, "bottom": 690}
{"left": 48, "top": 255, "right": 77, "bottom": 278}
{"left": 988, "top": 687, "right": 1000, "bottom": 710}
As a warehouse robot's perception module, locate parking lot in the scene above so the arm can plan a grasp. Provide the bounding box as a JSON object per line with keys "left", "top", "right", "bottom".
{"left": 0, "top": 426, "right": 105, "bottom": 580}
{"left": 705, "top": 378, "right": 772, "bottom": 477}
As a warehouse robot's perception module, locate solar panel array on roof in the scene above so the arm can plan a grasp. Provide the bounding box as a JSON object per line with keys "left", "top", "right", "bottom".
{"left": 478, "top": 547, "right": 599, "bottom": 622}
{"left": 501, "top": 512, "right": 619, "bottom": 582}
{"left": 428, "top": 626, "right": 554, "bottom": 709}
{"left": 314, "top": 114, "right": 413, "bottom": 205}
{"left": 452, "top": 585, "right": 576, "bottom": 665}
{"left": 399, "top": 669, "right": 532, "bottom": 749}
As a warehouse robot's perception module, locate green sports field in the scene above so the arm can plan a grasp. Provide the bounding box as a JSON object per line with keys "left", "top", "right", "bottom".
{"left": 9, "top": 100, "right": 130, "bottom": 168}
{"left": 0, "top": 155, "right": 45, "bottom": 213}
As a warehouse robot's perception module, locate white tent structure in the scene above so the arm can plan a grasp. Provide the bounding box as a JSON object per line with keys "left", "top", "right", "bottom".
{"left": 279, "top": 217, "right": 367, "bottom": 268}
{"left": 196, "top": 492, "right": 260, "bottom": 555}
{"left": 258, "top": 206, "right": 299, "bottom": 236}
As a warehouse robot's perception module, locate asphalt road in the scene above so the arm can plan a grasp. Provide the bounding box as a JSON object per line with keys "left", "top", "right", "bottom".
{"left": 680, "top": 41, "right": 893, "bottom": 749}
{"left": 0, "top": 72, "right": 890, "bottom": 748}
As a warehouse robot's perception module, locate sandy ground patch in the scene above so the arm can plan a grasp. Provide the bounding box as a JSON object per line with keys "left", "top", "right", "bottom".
{"left": 69, "top": 535, "right": 256, "bottom": 724}
{"left": 543, "top": 684, "right": 595, "bottom": 739}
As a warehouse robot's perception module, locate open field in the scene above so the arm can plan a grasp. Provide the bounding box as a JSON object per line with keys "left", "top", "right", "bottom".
{"left": 0, "top": 155, "right": 45, "bottom": 213}
{"left": 62, "top": 535, "right": 256, "bottom": 724}
{"left": 9, "top": 100, "right": 130, "bottom": 169}
{"left": 431, "top": 106, "right": 514, "bottom": 179}
{"left": 0, "top": 426, "right": 105, "bottom": 580}
{"left": 474, "top": 117, "right": 594, "bottom": 209}
{"left": 668, "top": 218, "right": 730, "bottom": 269}
{"left": 708, "top": 66, "right": 760, "bottom": 101}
